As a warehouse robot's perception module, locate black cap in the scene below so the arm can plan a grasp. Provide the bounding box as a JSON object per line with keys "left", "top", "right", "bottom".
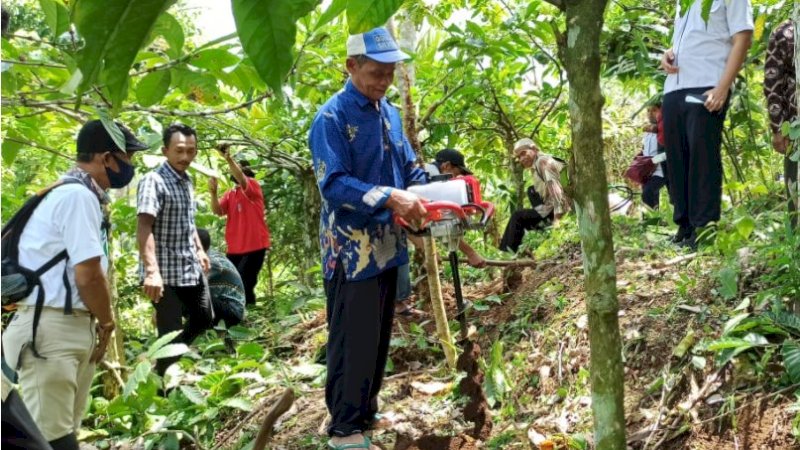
{"left": 76, "top": 119, "right": 149, "bottom": 154}
{"left": 435, "top": 148, "right": 472, "bottom": 175}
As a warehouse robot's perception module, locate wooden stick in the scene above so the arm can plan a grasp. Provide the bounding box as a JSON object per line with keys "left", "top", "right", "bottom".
{"left": 652, "top": 253, "right": 697, "bottom": 269}
{"left": 424, "top": 236, "right": 457, "bottom": 369}
{"left": 252, "top": 388, "right": 295, "bottom": 450}
{"left": 483, "top": 258, "right": 537, "bottom": 267}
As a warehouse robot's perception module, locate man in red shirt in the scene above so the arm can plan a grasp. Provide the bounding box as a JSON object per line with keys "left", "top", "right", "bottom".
{"left": 209, "top": 144, "right": 271, "bottom": 306}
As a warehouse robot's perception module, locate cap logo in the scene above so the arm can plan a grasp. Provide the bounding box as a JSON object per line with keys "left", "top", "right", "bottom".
{"left": 373, "top": 34, "right": 393, "bottom": 50}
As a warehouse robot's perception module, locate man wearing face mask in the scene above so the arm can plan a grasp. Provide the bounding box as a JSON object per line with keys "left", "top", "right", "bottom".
{"left": 2, "top": 119, "right": 146, "bottom": 450}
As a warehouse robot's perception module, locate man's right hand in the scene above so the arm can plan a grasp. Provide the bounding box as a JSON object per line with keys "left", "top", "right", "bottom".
{"left": 773, "top": 132, "right": 789, "bottom": 154}
{"left": 216, "top": 142, "right": 231, "bottom": 156}
{"left": 661, "top": 49, "right": 678, "bottom": 74}
{"left": 385, "top": 189, "right": 428, "bottom": 223}
{"left": 142, "top": 271, "right": 164, "bottom": 303}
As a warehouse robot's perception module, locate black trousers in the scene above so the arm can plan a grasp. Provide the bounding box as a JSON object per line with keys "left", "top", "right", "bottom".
{"left": 786, "top": 154, "right": 799, "bottom": 228}
{"left": 227, "top": 248, "right": 267, "bottom": 306}
{"left": 499, "top": 209, "right": 553, "bottom": 253}
{"left": 642, "top": 175, "right": 668, "bottom": 209}
{"left": 662, "top": 87, "right": 729, "bottom": 229}
{"left": 154, "top": 280, "right": 214, "bottom": 375}
{"left": 323, "top": 263, "right": 397, "bottom": 437}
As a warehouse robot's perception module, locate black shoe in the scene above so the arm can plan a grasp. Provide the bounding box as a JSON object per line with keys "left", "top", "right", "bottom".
{"left": 680, "top": 229, "right": 698, "bottom": 251}
{"left": 671, "top": 225, "right": 693, "bottom": 244}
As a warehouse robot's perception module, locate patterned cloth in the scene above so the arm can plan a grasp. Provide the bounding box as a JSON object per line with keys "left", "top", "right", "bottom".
{"left": 207, "top": 250, "right": 245, "bottom": 326}
{"left": 530, "top": 152, "right": 569, "bottom": 217}
{"left": 310, "top": 79, "right": 426, "bottom": 281}
{"left": 136, "top": 162, "right": 201, "bottom": 286}
{"left": 764, "top": 20, "right": 797, "bottom": 135}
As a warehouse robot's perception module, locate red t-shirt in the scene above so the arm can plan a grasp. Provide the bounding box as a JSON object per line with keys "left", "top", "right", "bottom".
{"left": 219, "top": 177, "right": 271, "bottom": 254}
{"left": 656, "top": 111, "right": 665, "bottom": 147}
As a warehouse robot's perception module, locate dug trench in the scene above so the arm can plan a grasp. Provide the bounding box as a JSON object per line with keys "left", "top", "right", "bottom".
{"left": 242, "top": 241, "right": 796, "bottom": 449}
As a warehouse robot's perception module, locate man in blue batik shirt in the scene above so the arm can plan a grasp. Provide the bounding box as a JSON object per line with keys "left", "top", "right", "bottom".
{"left": 309, "top": 27, "right": 428, "bottom": 450}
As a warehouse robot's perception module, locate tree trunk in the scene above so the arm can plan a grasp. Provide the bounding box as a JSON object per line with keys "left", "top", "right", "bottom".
{"left": 557, "top": 0, "right": 627, "bottom": 448}
{"left": 301, "top": 168, "right": 321, "bottom": 286}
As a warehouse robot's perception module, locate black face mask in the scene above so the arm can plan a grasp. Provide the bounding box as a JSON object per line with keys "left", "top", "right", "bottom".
{"left": 106, "top": 153, "right": 135, "bottom": 188}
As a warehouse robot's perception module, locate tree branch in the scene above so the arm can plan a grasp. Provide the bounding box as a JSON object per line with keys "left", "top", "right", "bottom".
{"left": 122, "top": 92, "right": 272, "bottom": 117}
{"left": 4, "top": 136, "right": 73, "bottom": 160}
{"left": 420, "top": 82, "right": 466, "bottom": 128}
{"left": 4, "top": 59, "right": 67, "bottom": 69}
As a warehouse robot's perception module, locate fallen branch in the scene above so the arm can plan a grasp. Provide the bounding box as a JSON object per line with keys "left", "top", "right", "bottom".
{"left": 483, "top": 258, "right": 537, "bottom": 268}
{"left": 252, "top": 388, "right": 295, "bottom": 450}
{"left": 99, "top": 360, "right": 125, "bottom": 389}
{"left": 652, "top": 253, "right": 697, "bottom": 269}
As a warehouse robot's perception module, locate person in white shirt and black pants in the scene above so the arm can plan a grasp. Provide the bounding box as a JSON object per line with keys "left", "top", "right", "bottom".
{"left": 2, "top": 120, "right": 147, "bottom": 450}
{"left": 660, "top": 0, "right": 753, "bottom": 249}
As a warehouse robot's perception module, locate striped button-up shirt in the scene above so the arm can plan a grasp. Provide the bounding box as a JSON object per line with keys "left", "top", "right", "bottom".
{"left": 137, "top": 162, "right": 201, "bottom": 286}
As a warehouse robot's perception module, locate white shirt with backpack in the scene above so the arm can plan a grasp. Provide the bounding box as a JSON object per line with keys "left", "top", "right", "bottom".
{"left": 17, "top": 181, "right": 107, "bottom": 311}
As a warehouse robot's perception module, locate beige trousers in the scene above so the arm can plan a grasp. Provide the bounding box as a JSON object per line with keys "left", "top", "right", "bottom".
{"left": 2, "top": 307, "right": 96, "bottom": 441}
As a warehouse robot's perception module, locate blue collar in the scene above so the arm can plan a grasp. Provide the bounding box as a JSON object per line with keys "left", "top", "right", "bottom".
{"left": 345, "top": 79, "right": 380, "bottom": 110}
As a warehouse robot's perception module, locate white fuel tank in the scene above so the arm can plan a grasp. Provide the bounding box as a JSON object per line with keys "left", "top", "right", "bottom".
{"left": 407, "top": 179, "right": 469, "bottom": 205}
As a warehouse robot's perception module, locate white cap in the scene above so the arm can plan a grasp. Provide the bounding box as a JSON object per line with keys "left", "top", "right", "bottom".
{"left": 514, "top": 138, "right": 536, "bottom": 152}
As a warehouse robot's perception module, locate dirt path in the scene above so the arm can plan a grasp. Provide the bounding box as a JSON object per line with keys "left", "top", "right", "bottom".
{"left": 236, "top": 245, "right": 797, "bottom": 450}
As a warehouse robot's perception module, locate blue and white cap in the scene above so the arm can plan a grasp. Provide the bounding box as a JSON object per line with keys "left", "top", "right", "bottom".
{"left": 346, "top": 27, "right": 410, "bottom": 63}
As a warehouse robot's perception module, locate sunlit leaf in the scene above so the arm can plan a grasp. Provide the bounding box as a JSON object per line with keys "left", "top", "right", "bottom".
{"left": 316, "top": 0, "right": 347, "bottom": 30}
{"left": 221, "top": 397, "right": 253, "bottom": 411}
{"left": 135, "top": 70, "right": 171, "bottom": 107}
{"left": 73, "top": 0, "right": 175, "bottom": 107}
{"left": 232, "top": 0, "right": 319, "bottom": 95}
{"left": 39, "top": 0, "right": 70, "bottom": 37}
{"left": 179, "top": 385, "right": 207, "bottom": 406}
{"left": 122, "top": 361, "right": 151, "bottom": 398}
{"left": 150, "top": 343, "right": 189, "bottom": 360}
{"left": 346, "top": 0, "right": 403, "bottom": 34}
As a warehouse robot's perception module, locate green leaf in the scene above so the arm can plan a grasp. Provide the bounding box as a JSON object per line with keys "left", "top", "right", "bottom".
{"left": 706, "top": 338, "right": 752, "bottom": 351}
{"left": 717, "top": 267, "right": 738, "bottom": 301}
{"left": 722, "top": 313, "right": 750, "bottom": 336}
{"left": 172, "top": 69, "right": 222, "bottom": 105}
{"left": 236, "top": 342, "right": 265, "bottom": 359}
{"left": 2, "top": 138, "right": 23, "bottom": 165}
{"left": 700, "top": 0, "right": 713, "bottom": 23}
{"left": 221, "top": 397, "right": 253, "bottom": 411}
{"left": 96, "top": 109, "right": 127, "bottom": 151}
{"left": 316, "top": 0, "right": 347, "bottom": 30}
{"left": 150, "top": 343, "right": 189, "bottom": 360}
{"left": 39, "top": 0, "right": 70, "bottom": 37}
{"left": 190, "top": 48, "right": 241, "bottom": 72}
{"left": 765, "top": 311, "right": 800, "bottom": 337}
{"left": 123, "top": 361, "right": 151, "bottom": 398}
{"left": 73, "top": 0, "right": 175, "bottom": 107}
{"left": 145, "top": 330, "right": 182, "bottom": 358}
{"left": 179, "top": 385, "right": 206, "bottom": 406}
{"left": 346, "top": 0, "right": 404, "bottom": 34}
{"left": 734, "top": 215, "right": 756, "bottom": 240}
{"left": 135, "top": 71, "right": 171, "bottom": 107}
{"left": 149, "top": 12, "right": 184, "bottom": 59}
{"left": 782, "top": 340, "right": 800, "bottom": 383}
{"left": 232, "top": 0, "right": 319, "bottom": 95}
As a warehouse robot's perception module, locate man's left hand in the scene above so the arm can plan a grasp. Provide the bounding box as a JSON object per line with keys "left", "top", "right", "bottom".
{"left": 702, "top": 86, "right": 728, "bottom": 112}
{"left": 90, "top": 321, "right": 115, "bottom": 363}
{"left": 198, "top": 250, "right": 211, "bottom": 274}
